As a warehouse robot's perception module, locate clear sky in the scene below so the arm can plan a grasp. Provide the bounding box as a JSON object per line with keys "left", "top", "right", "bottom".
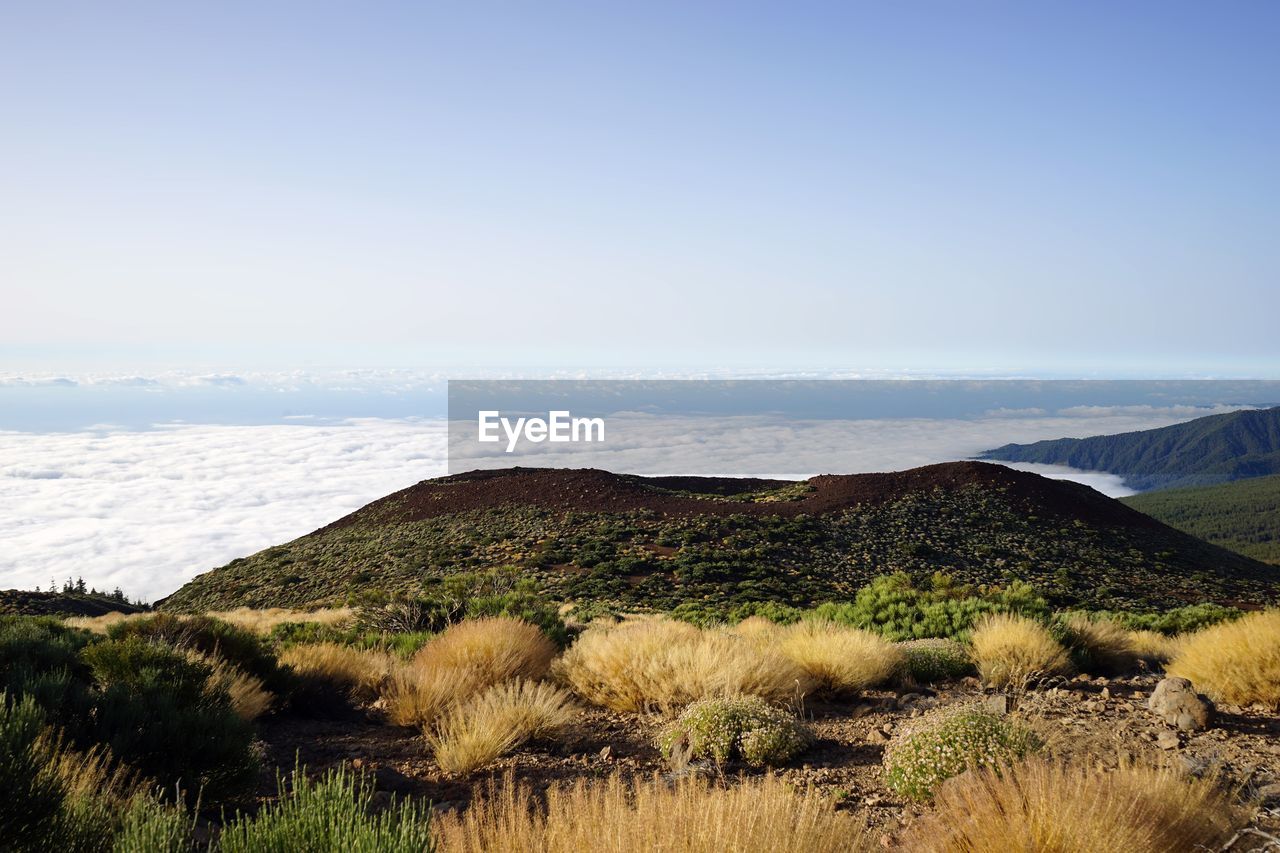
{"left": 3, "top": 1, "right": 1278, "bottom": 375}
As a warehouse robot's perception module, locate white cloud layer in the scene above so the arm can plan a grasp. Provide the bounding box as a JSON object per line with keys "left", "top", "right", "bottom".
{"left": 0, "top": 406, "right": 1216, "bottom": 602}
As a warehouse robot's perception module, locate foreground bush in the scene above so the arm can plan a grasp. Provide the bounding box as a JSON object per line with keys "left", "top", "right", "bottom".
{"left": 384, "top": 617, "right": 555, "bottom": 727}
{"left": 218, "top": 764, "right": 435, "bottom": 853}
{"left": 553, "top": 619, "right": 808, "bottom": 712}
{"left": 883, "top": 705, "right": 1042, "bottom": 801}
{"left": 429, "top": 680, "right": 576, "bottom": 774}
{"left": 657, "top": 695, "right": 811, "bottom": 768}
{"left": 1127, "top": 629, "right": 1181, "bottom": 665}
{"left": 1060, "top": 614, "right": 1138, "bottom": 675}
{"left": 107, "top": 613, "right": 285, "bottom": 691}
{"left": 902, "top": 758, "right": 1245, "bottom": 852}
{"left": 1168, "top": 609, "right": 1280, "bottom": 708}
{"left": 898, "top": 638, "right": 974, "bottom": 683}
{"left": 84, "top": 636, "right": 258, "bottom": 798}
{"left": 434, "top": 772, "right": 869, "bottom": 852}
{"left": 970, "top": 614, "right": 1071, "bottom": 688}
{"left": 0, "top": 693, "right": 63, "bottom": 848}
{"left": 775, "top": 621, "right": 902, "bottom": 696}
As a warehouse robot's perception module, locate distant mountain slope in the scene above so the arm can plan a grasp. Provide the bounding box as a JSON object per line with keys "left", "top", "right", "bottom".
{"left": 981, "top": 406, "right": 1280, "bottom": 491}
{"left": 160, "top": 462, "right": 1278, "bottom": 614}
{"left": 1122, "top": 474, "right": 1280, "bottom": 565}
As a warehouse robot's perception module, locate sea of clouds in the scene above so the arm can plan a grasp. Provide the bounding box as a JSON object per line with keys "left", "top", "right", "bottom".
{"left": 0, "top": 402, "right": 1248, "bottom": 602}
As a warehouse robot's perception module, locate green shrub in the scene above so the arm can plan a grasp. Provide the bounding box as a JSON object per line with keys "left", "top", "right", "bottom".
{"left": 217, "top": 764, "right": 434, "bottom": 853}
{"left": 657, "top": 695, "right": 811, "bottom": 768}
{"left": 107, "top": 614, "right": 285, "bottom": 691}
{"left": 812, "top": 573, "right": 1049, "bottom": 641}
{"left": 1089, "top": 603, "right": 1241, "bottom": 636}
{"left": 0, "top": 693, "right": 64, "bottom": 848}
{"left": 898, "top": 638, "right": 974, "bottom": 683}
{"left": 84, "top": 637, "right": 257, "bottom": 798}
{"left": 112, "top": 796, "right": 195, "bottom": 853}
{"left": 883, "top": 705, "right": 1043, "bottom": 802}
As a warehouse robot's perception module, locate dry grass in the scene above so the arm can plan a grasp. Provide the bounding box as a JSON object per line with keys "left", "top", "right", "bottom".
{"left": 434, "top": 771, "right": 870, "bottom": 852}
{"left": 384, "top": 617, "right": 556, "bottom": 727}
{"left": 207, "top": 660, "right": 275, "bottom": 720}
{"left": 64, "top": 611, "right": 145, "bottom": 633}
{"left": 731, "top": 616, "right": 781, "bottom": 641}
{"left": 552, "top": 618, "right": 809, "bottom": 712}
{"left": 902, "top": 758, "right": 1245, "bottom": 852}
{"left": 428, "top": 680, "right": 577, "bottom": 774}
{"left": 279, "top": 642, "right": 394, "bottom": 705}
{"left": 1127, "top": 629, "right": 1181, "bottom": 665}
{"left": 970, "top": 614, "right": 1071, "bottom": 689}
{"left": 206, "top": 606, "right": 354, "bottom": 634}
{"left": 1063, "top": 614, "right": 1138, "bottom": 675}
{"left": 1169, "top": 608, "right": 1280, "bottom": 708}
{"left": 774, "top": 620, "right": 903, "bottom": 696}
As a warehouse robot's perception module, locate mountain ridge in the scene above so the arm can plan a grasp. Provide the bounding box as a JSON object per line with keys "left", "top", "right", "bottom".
{"left": 981, "top": 406, "right": 1280, "bottom": 491}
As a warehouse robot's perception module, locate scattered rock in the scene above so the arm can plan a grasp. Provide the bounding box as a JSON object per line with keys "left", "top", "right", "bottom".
{"left": 598, "top": 745, "right": 613, "bottom": 762}
{"left": 982, "top": 694, "right": 1011, "bottom": 716}
{"left": 1156, "top": 730, "right": 1181, "bottom": 750}
{"left": 1148, "top": 677, "right": 1215, "bottom": 732}
{"left": 866, "top": 729, "right": 890, "bottom": 745}
{"left": 1257, "top": 782, "right": 1280, "bottom": 806}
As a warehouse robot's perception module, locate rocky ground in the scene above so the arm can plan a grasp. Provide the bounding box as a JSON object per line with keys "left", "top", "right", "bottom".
{"left": 255, "top": 670, "right": 1280, "bottom": 849}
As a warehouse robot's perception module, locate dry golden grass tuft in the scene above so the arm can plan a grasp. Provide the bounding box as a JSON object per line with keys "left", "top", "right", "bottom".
{"left": 64, "top": 611, "right": 144, "bottom": 633}
{"left": 902, "top": 758, "right": 1245, "bottom": 852}
{"left": 206, "top": 659, "right": 275, "bottom": 720}
{"left": 428, "top": 680, "right": 577, "bottom": 774}
{"left": 774, "top": 620, "right": 903, "bottom": 696}
{"left": 1063, "top": 614, "right": 1138, "bottom": 675}
{"left": 1127, "top": 629, "right": 1181, "bottom": 665}
{"left": 434, "top": 771, "right": 870, "bottom": 852}
{"left": 552, "top": 618, "right": 809, "bottom": 712}
{"left": 279, "top": 642, "right": 394, "bottom": 705}
{"left": 1169, "top": 609, "right": 1280, "bottom": 708}
{"left": 731, "top": 616, "right": 781, "bottom": 641}
{"left": 970, "top": 614, "right": 1071, "bottom": 689}
{"left": 206, "top": 606, "right": 354, "bottom": 634}
{"left": 383, "top": 617, "right": 556, "bottom": 727}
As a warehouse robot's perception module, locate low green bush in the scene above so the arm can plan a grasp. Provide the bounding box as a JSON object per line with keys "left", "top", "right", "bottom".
{"left": 811, "top": 573, "right": 1050, "bottom": 642}
{"left": 217, "top": 764, "right": 434, "bottom": 853}
{"left": 883, "top": 705, "right": 1043, "bottom": 801}
{"left": 0, "top": 693, "right": 64, "bottom": 848}
{"left": 84, "top": 637, "right": 258, "bottom": 798}
{"left": 657, "top": 695, "right": 811, "bottom": 768}
{"left": 107, "top": 614, "right": 285, "bottom": 691}
{"left": 898, "top": 638, "right": 974, "bottom": 683}
{"left": 1087, "top": 603, "right": 1241, "bottom": 636}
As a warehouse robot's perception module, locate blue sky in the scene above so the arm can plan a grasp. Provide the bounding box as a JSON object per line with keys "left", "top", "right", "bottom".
{"left": 3, "top": 1, "right": 1278, "bottom": 375}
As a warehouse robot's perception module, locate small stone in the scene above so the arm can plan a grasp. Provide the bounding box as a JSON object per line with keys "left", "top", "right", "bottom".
{"left": 598, "top": 745, "right": 613, "bottom": 762}
{"left": 866, "top": 729, "right": 890, "bottom": 745}
{"left": 1100, "top": 687, "right": 1111, "bottom": 700}
{"left": 881, "top": 722, "right": 895, "bottom": 734}
{"left": 983, "top": 694, "right": 1011, "bottom": 716}
{"left": 1156, "top": 730, "right": 1180, "bottom": 750}
{"left": 1257, "top": 783, "right": 1280, "bottom": 806}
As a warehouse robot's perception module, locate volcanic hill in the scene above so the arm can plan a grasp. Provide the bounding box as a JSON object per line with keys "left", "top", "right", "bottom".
{"left": 160, "top": 462, "right": 1278, "bottom": 614}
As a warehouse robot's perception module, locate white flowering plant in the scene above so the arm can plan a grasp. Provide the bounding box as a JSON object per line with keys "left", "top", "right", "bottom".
{"left": 657, "top": 695, "right": 812, "bottom": 767}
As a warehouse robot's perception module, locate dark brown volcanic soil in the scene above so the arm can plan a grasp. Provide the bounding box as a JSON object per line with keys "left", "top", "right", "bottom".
{"left": 324, "top": 461, "right": 1161, "bottom": 531}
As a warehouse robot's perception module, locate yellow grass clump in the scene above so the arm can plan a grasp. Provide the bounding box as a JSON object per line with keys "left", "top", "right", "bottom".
{"left": 206, "top": 660, "right": 275, "bottom": 720}
{"left": 970, "top": 614, "right": 1071, "bottom": 689}
{"left": 1127, "top": 629, "right": 1181, "bottom": 665}
{"left": 731, "top": 616, "right": 781, "bottom": 641}
{"left": 428, "top": 680, "right": 577, "bottom": 774}
{"left": 1062, "top": 614, "right": 1137, "bottom": 675}
{"left": 434, "top": 772, "right": 870, "bottom": 852}
{"left": 775, "top": 620, "right": 904, "bottom": 695}
{"left": 384, "top": 617, "right": 556, "bottom": 727}
{"left": 205, "top": 606, "right": 354, "bottom": 634}
{"left": 279, "top": 642, "right": 394, "bottom": 705}
{"left": 1168, "top": 608, "right": 1280, "bottom": 708}
{"left": 902, "top": 758, "right": 1244, "bottom": 852}
{"left": 552, "top": 618, "right": 809, "bottom": 712}
{"left": 63, "top": 611, "right": 144, "bottom": 633}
